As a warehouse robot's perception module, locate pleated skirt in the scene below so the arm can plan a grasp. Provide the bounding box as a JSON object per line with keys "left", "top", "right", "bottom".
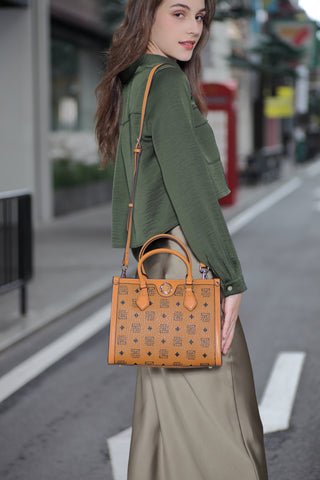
{"left": 127, "top": 226, "right": 268, "bottom": 480}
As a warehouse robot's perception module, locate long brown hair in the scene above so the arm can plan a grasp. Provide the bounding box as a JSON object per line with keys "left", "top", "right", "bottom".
{"left": 95, "top": 0, "right": 216, "bottom": 167}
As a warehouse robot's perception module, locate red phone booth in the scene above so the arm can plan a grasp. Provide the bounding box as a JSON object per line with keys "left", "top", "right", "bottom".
{"left": 202, "top": 81, "right": 238, "bottom": 206}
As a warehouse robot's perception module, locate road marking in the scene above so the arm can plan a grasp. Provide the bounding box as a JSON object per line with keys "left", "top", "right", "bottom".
{"left": 313, "top": 188, "right": 320, "bottom": 212}
{"left": 0, "top": 178, "right": 304, "bottom": 403}
{"left": 305, "top": 158, "right": 320, "bottom": 177}
{"left": 258, "top": 351, "right": 306, "bottom": 434}
{"left": 108, "top": 427, "right": 132, "bottom": 480}
{"left": 313, "top": 187, "right": 320, "bottom": 199}
{"left": 314, "top": 201, "right": 320, "bottom": 212}
{"left": 227, "top": 178, "right": 302, "bottom": 235}
{"left": 0, "top": 305, "right": 111, "bottom": 404}
{"left": 107, "top": 351, "right": 306, "bottom": 479}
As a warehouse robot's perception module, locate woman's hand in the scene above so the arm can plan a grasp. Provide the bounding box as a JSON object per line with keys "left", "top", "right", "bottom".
{"left": 221, "top": 293, "right": 242, "bottom": 354}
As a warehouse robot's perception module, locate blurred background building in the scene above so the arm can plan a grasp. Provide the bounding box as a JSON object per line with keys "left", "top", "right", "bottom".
{"left": 0, "top": 0, "right": 319, "bottom": 225}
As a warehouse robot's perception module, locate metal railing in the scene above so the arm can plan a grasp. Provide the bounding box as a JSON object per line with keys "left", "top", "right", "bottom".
{"left": 0, "top": 190, "right": 33, "bottom": 315}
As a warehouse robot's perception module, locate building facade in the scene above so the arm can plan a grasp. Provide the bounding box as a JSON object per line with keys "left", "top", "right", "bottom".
{"left": 0, "top": 0, "right": 111, "bottom": 225}
{"left": 2, "top": 0, "right": 313, "bottom": 225}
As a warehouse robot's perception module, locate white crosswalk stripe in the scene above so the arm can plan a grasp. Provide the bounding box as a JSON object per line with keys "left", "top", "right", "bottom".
{"left": 0, "top": 176, "right": 307, "bottom": 478}
{"left": 0, "top": 306, "right": 111, "bottom": 404}
{"left": 108, "top": 428, "right": 132, "bottom": 480}
{"left": 258, "top": 351, "right": 306, "bottom": 434}
{"left": 0, "top": 178, "right": 302, "bottom": 404}
{"left": 107, "top": 351, "right": 306, "bottom": 480}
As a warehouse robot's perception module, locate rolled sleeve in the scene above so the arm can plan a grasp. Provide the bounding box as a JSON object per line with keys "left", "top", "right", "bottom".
{"left": 148, "top": 67, "right": 247, "bottom": 296}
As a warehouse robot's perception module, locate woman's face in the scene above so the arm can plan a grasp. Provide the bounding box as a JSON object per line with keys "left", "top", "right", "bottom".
{"left": 147, "top": 0, "right": 206, "bottom": 61}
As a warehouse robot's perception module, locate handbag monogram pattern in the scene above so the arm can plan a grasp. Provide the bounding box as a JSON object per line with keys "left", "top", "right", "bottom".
{"left": 108, "top": 65, "right": 222, "bottom": 368}
{"left": 109, "top": 272, "right": 221, "bottom": 367}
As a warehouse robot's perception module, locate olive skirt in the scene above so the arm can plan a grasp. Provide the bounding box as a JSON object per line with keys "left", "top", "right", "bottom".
{"left": 127, "top": 226, "right": 268, "bottom": 480}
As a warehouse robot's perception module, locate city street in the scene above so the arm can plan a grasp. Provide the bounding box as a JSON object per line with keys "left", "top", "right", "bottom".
{"left": 0, "top": 161, "right": 320, "bottom": 480}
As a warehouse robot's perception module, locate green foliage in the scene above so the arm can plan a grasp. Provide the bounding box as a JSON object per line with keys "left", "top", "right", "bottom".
{"left": 229, "top": 33, "right": 305, "bottom": 78}
{"left": 215, "top": 0, "right": 254, "bottom": 21}
{"left": 53, "top": 158, "right": 114, "bottom": 190}
{"left": 100, "top": 0, "right": 126, "bottom": 33}
{"left": 250, "top": 33, "right": 305, "bottom": 66}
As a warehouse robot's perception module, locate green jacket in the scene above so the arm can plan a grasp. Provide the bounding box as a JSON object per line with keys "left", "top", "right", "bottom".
{"left": 112, "top": 54, "right": 246, "bottom": 296}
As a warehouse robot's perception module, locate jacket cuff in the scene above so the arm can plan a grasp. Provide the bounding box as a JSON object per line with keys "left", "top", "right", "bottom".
{"left": 221, "top": 277, "right": 247, "bottom": 297}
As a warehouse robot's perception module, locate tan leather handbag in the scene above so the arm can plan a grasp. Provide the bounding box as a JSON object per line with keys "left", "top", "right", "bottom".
{"left": 108, "top": 64, "right": 222, "bottom": 368}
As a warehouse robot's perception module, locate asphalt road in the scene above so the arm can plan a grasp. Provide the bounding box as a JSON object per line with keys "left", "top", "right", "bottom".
{"left": 0, "top": 164, "right": 319, "bottom": 480}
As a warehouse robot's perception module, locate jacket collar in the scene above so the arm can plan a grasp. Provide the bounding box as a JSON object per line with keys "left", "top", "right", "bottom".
{"left": 118, "top": 54, "right": 180, "bottom": 84}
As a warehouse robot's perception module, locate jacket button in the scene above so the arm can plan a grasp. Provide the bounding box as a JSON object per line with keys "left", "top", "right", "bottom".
{"left": 227, "top": 286, "right": 233, "bottom": 292}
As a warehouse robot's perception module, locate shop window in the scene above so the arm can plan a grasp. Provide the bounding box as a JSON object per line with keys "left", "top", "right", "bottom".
{"left": 51, "top": 39, "right": 80, "bottom": 131}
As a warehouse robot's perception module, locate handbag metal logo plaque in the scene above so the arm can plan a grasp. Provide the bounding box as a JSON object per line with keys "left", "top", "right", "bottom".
{"left": 160, "top": 282, "right": 173, "bottom": 295}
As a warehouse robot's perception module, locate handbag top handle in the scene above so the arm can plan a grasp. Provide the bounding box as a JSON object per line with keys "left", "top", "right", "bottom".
{"left": 120, "top": 63, "right": 208, "bottom": 279}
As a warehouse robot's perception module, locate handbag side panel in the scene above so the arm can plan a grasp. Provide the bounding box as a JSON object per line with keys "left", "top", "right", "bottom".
{"left": 108, "top": 277, "right": 120, "bottom": 364}
{"left": 213, "top": 281, "right": 222, "bottom": 366}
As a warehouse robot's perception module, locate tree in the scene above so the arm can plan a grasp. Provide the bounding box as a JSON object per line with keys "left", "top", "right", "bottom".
{"left": 229, "top": 33, "right": 304, "bottom": 80}
{"left": 99, "top": 0, "right": 126, "bottom": 34}
{"left": 214, "top": 0, "right": 255, "bottom": 21}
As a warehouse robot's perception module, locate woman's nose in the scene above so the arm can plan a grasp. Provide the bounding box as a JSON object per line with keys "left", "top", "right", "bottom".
{"left": 186, "top": 18, "right": 202, "bottom": 36}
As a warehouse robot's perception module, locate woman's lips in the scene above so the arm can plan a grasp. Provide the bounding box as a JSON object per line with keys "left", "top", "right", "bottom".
{"left": 179, "top": 41, "right": 195, "bottom": 50}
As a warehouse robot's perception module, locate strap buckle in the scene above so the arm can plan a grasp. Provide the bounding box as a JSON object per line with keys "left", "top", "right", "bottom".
{"left": 134, "top": 138, "right": 142, "bottom": 154}
{"left": 199, "top": 265, "right": 209, "bottom": 280}
{"left": 121, "top": 265, "right": 128, "bottom": 278}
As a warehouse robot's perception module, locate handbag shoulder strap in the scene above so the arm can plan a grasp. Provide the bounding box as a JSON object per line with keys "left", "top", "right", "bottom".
{"left": 121, "top": 63, "right": 163, "bottom": 277}
{"left": 120, "top": 63, "right": 209, "bottom": 279}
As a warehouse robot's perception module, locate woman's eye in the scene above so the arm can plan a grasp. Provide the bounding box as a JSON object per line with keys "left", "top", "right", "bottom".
{"left": 173, "top": 11, "right": 205, "bottom": 21}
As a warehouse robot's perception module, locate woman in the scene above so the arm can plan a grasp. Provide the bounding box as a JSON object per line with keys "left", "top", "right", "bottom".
{"left": 96, "top": 0, "right": 268, "bottom": 478}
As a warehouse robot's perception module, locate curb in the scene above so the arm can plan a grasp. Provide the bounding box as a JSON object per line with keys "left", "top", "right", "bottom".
{"left": 0, "top": 269, "right": 132, "bottom": 353}
{"left": 0, "top": 278, "right": 111, "bottom": 353}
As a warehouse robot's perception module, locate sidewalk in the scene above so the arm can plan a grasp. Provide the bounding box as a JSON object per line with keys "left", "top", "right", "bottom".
{"left": 0, "top": 202, "right": 126, "bottom": 352}
{"left": 0, "top": 158, "right": 303, "bottom": 352}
